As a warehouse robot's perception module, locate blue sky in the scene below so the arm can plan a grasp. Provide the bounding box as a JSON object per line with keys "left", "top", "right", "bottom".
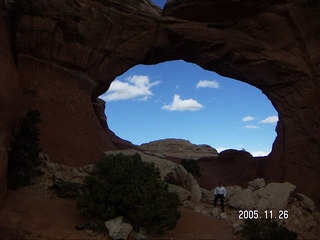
{"left": 152, "top": 0, "right": 166, "bottom": 8}
{"left": 99, "top": 60, "right": 278, "bottom": 156}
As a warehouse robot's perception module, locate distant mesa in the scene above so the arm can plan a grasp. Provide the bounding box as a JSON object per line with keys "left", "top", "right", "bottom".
{"left": 139, "top": 138, "right": 218, "bottom": 160}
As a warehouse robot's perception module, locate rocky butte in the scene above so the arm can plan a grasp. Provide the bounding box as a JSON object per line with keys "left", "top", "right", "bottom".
{"left": 140, "top": 138, "right": 218, "bottom": 160}
{"left": 0, "top": 0, "right": 319, "bottom": 209}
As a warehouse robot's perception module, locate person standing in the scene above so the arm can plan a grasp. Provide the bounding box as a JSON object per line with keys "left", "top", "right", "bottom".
{"left": 214, "top": 183, "right": 226, "bottom": 212}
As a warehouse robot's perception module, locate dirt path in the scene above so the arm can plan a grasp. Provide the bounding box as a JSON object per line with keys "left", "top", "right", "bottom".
{"left": 0, "top": 189, "right": 96, "bottom": 239}
{"left": 0, "top": 188, "right": 234, "bottom": 240}
{"left": 155, "top": 208, "right": 234, "bottom": 240}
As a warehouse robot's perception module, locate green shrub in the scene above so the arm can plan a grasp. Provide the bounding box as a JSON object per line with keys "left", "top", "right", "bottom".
{"left": 180, "top": 159, "right": 201, "bottom": 177}
{"left": 77, "top": 153, "right": 181, "bottom": 234}
{"left": 242, "top": 218, "right": 297, "bottom": 240}
{"left": 7, "top": 109, "right": 42, "bottom": 189}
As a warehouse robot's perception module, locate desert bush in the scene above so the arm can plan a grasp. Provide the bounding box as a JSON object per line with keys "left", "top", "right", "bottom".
{"left": 77, "top": 153, "right": 180, "bottom": 234}
{"left": 180, "top": 159, "right": 201, "bottom": 177}
{"left": 7, "top": 109, "right": 42, "bottom": 189}
{"left": 242, "top": 218, "right": 297, "bottom": 240}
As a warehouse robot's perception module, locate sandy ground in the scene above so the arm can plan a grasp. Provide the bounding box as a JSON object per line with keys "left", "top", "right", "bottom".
{"left": 152, "top": 208, "right": 234, "bottom": 240}
{"left": 0, "top": 188, "right": 235, "bottom": 240}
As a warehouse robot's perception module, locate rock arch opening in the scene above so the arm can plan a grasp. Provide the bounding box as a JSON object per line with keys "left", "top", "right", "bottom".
{"left": 100, "top": 60, "right": 278, "bottom": 157}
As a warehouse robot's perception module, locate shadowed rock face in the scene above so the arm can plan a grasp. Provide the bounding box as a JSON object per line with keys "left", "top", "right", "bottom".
{"left": 0, "top": 9, "right": 22, "bottom": 206}
{"left": 196, "top": 150, "right": 262, "bottom": 190}
{"left": 3, "top": 0, "right": 158, "bottom": 167}
{"left": 0, "top": 0, "right": 319, "bottom": 206}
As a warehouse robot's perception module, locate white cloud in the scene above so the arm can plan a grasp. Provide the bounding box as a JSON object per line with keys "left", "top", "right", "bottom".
{"left": 244, "top": 125, "right": 259, "bottom": 129}
{"left": 196, "top": 80, "right": 220, "bottom": 89}
{"left": 259, "top": 115, "right": 278, "bottom": 124}
{"left": 242, "top": 116, "right": 256, "bottom": 122}
{"left": 251, "top": 150, "right": 270, "bottom": 157}
{"left": 162, "top": 94, "right": 204, "bottom": 111}
{"left": 100, "top": 75, "right": 160, "bottom": 101}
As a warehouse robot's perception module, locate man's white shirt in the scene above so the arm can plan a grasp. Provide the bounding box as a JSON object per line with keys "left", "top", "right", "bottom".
{"left": 214, "top": 186, "right": 226, "bottom": 197}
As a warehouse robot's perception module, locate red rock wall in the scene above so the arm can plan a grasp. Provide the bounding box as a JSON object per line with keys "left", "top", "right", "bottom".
{"left": 17, "top": 56, "right": 119, "bottom": 166}
{"left": 8, "top": 0, "right": 160, "bottom": 166}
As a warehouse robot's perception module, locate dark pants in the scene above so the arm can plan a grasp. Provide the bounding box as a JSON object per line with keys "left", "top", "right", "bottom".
{"left": 214, "top": 194, "right": 224, "bottom": 211}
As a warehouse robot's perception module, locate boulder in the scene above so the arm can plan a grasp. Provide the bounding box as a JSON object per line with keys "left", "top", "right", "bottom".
{"left": 231, "top": 222, "right": 243, "bottom": 234}
{"left": 38, "top": 152, "right": 50, "bottom": 162}
{"left": 132, "top": 232, "right": 148, "bottom": 240}
{"left": 229, "top": 189, "right": 255, "bottom": 210}
{"left": 296, "top": 193, "right": 315, "bottom": 212}
{"left": 254, "top": 182, "right": 296, "bottom": 211}
{"left": 50, "top": 176, "right": 86, "bottom": 199}
{"left": 229, "top": 181, "right": 296, "bottom": 211}
{"left": 219, "top": 212, "right": 228, "bottom": 220}
{"left": 81, "top": 164, "right": 98, "bottom": 175}
{"left": 44, "top": 161, "right": 63, "bottom": 171}
{"left": 171, "top": 164, "right": 189, "bottom": 185}
{"left": 225, "top": 186, "right": 242, "bottom": 201}
{"left": 39, "top": 160, "right": 90, "bottom": 186}
{"left": 211, "top": 208, "right": 221, "bottom": 218}
{"left": 105, "top": 216, "right": 133, "bottom": 240}
{"left": 171, "top": 164, "right": 202, "bottom": 202}
{"left": 201, "top": 188, "right": 213, "bottom": 204}
{"left": 185, "top": 173, "right": 202, "bottom": 202}
{"left": 248, "top": 178, "right": 265, "bottom": 189}
{"left": 183, "top": 201, "right": 205, "bottom": 213}
{"left": 283, "top": 193, "right": 320, "bottom": 239}
{"left": 168, "top": 184, "right": 191, "bottom": 202}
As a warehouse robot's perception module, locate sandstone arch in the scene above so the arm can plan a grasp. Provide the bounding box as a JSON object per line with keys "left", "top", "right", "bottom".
{"left": 0, "top": 0, "right": 319, "bottom": 206}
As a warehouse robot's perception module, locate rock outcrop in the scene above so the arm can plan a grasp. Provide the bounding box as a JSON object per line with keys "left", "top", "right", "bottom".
{"left": 221, "top": 179, "right": 320, "bottom": 240}
{"left": 168, "top": 184, "right": 191, "bottom": 202}
{"left": 228, "top": 182, "right": 296, "bottom": 211}
{"left": 248, "top": 178, "right": 266, "bottom": 189}
{"left": 285, "top": 194, "right": 320, "bottom": 239}
{"left": 140, "top": 139, "right": 218, "bottom": 160}
{"left": 0, "top": 0, "right": 320, "bottom": 207}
